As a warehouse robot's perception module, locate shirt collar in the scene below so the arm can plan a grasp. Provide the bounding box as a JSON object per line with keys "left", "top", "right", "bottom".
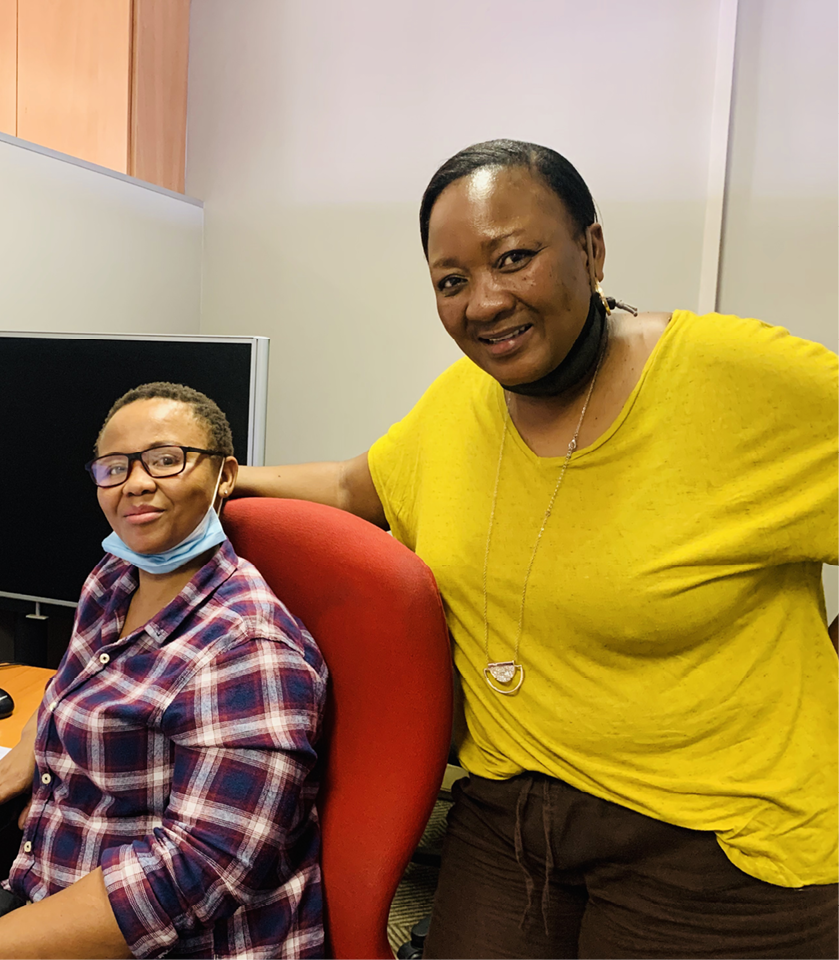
{"left": 100, "top": 540, "right": 240, "bottom": 647}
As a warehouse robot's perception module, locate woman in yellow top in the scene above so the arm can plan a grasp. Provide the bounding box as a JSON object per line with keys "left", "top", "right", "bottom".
{"left": 237, "top": 140, "right": 838, "bottom": 959}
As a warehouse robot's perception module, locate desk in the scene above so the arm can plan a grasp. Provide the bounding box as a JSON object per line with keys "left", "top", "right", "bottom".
{"left": 0, "top": 666, "right": 55, "bottom": 749}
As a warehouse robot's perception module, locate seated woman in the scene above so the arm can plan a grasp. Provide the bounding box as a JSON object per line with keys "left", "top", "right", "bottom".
{"left": 0, "top": 382, "right": 326, "bottom": 959}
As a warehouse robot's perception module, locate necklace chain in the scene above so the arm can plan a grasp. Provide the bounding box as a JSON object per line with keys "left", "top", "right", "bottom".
{"left": 481, "top": 352, "right": 604, "bottom": 694}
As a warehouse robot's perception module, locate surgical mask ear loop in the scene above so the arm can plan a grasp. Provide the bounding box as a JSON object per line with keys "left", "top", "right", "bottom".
{"left": 211, "top": 460, "right": 226, "bottom": 515}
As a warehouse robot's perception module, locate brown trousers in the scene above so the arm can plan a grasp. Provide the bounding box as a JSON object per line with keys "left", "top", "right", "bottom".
{"left": 424, "top": 774, "right": 838, "bottom": 959}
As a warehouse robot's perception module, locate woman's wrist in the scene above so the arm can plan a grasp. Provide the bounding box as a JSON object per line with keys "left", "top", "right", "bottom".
{"left": 0, "top": 708, "right": 40, "bottom": 803}
{"left": 0, "top": 745, "right": 35, "bottom": 802}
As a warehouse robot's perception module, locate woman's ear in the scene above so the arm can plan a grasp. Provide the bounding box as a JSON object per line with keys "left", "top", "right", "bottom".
{"left": 585, "top": 223, "right": 606, "bottom": 286}
{"left": 217, "top": 457, "right": 239, "bottom": 502}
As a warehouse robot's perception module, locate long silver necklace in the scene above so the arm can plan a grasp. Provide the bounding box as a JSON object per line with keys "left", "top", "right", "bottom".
{"left": 482, "top": 351, "right": 604, "bottom": 695}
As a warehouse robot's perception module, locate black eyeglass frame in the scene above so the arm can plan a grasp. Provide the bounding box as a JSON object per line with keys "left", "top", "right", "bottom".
{"left": 84, "top": 445, "right": 227, "bottom": 488}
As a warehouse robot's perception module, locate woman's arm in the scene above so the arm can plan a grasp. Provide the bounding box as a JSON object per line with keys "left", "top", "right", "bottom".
{"left": 0, "top": 712, "right": 131, "bottom": 959}
{"left": 0, "top": 582, "right": 139, "bottom": 958}
{"left": 96, "top": 638, "right": 326, "bottom": 958}
{"left": 0, "top": 709, "right": 38, "bottom": 826}
{"left": 234, "top": 451, "right": 388, "bottom": 528}
{"left": 0, "top": 868, "right": 131, "bottom": 960}
{"left": 0, "top": 637, "right": 324, "bottom": 959}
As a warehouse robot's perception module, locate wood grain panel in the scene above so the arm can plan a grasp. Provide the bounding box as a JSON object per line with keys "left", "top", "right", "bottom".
{"left": 17, "top": 0, "right": 131, "bottom": 171}
{"left": 0, "top": 666, "right": 54, "bottom": 748}
{"left": 130, "top": 0, "right": 189, "bottom": 193}
{"left": 0, "top": 0, "right": 16, "bottom": 136}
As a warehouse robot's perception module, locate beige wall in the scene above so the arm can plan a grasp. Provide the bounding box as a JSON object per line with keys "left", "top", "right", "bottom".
{"left": 719, "top": 0, "right": 838, "bottom": 616}
{"left": 187, "top": 0, "right": 721, "bottom": 463}
{"left": 0, "top": 134, "right": 202, "bottom": 336}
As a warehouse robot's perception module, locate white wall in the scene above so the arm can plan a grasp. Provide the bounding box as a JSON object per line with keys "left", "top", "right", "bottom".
{"left": 187, "top": 0, "right": 722, "bottom": 463}
{"left": 719, "top": 0, "right": 838, "bottom": 351}
{"left": 719, "top": 0, "right": 838, "bottom": 618}
{"left": 0, "top": 134, "right": 203, "bottom": 336}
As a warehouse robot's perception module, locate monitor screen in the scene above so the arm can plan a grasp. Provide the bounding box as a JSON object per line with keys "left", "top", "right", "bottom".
{"left": 0, "top": 333, "right": 268, "bottom": 606}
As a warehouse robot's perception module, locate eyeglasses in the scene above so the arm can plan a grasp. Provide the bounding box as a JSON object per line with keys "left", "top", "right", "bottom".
{"left": 85, "top": 445, "right": 226, "bottom": 488}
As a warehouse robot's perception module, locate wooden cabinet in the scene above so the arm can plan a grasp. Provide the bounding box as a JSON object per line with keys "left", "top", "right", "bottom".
{"left": 0, "top": 0, "right": 15, "bottom": 136}
{"left": 131, "top": 0, "right": 190, "bottom": 193}
{"left": 0, "top": 0, "right": 189, "bottom": 193}
{"left": 17, "top": 0, "right": 134, "bottom": 174}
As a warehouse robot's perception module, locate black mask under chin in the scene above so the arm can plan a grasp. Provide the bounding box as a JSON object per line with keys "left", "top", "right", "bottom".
{"left": 501, "top": 293, "right": 608, "bottom": 398}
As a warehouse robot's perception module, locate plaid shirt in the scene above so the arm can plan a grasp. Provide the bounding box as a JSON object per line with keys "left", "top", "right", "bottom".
{"left": 7, "top": 540, "right": 326, "bottom": 959}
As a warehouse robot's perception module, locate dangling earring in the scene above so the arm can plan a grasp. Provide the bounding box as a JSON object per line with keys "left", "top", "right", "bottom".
{"left": 594, "top": 278, "right": 639, "bottom": 317}
{"left": 594, "top": 280, "right": 612, "bottom": 315}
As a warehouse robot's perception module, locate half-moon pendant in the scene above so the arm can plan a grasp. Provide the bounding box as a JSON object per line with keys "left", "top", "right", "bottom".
{"left": 484, "top": 661, "right": 524, "bottom": 695}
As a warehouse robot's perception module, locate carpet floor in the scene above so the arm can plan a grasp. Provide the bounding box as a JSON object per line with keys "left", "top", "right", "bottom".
{"left": 386, "top": 797, "right": 451, "bottom": 956}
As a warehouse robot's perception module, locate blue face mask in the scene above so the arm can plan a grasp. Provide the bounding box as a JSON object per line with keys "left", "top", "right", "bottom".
{"left": 102, "top": 464, "right": 228, "bottom": 575}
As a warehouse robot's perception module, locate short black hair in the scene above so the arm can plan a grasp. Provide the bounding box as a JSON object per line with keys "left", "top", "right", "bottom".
{"left": 419, "top": 139, "right": 597, "bottom": 257}
{"left": 95, "top": 382, "right": 234, "bottom": 457}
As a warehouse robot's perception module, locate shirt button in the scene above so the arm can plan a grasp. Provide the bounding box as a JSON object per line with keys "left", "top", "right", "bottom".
{"left": 23, "top": 841, "right": 31, "bottom": 854}
{"left": 99, "top": 653, "right": 110, "bottom": 665}
{"left": 40, "top": 773, "right": 51, "bottom": 785}
{"left": 49, "top": 701, "right": 57, "bottom": 712}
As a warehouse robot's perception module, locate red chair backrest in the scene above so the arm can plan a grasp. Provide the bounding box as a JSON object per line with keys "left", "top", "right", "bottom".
{"left": 224, "top": 498, "right": 453, "bottom": 959}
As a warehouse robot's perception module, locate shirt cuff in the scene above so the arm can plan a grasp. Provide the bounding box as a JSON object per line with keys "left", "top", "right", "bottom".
{"left": 101, "top": 844, "right": 180, "bottom": 959}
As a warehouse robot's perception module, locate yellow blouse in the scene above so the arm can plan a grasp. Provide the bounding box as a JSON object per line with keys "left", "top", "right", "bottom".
{"left": 368, "top": 310, "right": 838, "bottom": 888}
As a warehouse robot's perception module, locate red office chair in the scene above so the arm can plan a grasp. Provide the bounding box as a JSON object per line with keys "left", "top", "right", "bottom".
{"left": 224, "top": 498, "right": 453, "bottom": 960}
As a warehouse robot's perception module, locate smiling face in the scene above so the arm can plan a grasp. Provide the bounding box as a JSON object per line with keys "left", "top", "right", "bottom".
{"left": 96, "top": 398, "right": 237, "bottom": 555}
{"left": 427, "top": 166, "right": 605, "bottom": 386}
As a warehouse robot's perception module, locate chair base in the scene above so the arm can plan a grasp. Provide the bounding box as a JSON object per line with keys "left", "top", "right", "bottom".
{"left": 396, "top": 916, "right": 430, "bottom": 960}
